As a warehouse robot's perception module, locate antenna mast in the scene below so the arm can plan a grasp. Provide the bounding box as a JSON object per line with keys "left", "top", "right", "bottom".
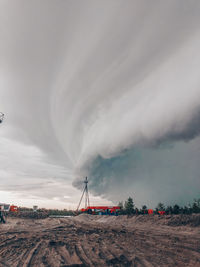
{"left": 76, "top": 177, "right": 90, "bottom": 211}
{"left": 0, "top": 112, "right": 4, "bottom": 124}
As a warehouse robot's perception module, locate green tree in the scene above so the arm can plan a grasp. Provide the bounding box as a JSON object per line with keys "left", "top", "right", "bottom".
{"left": 156, "top": 202, "right": 165, "bottom": 211}
{"left": 142, "top": 205, "right": 148, "bottom": 214}
{"left": 182, "top": 206, "right": 189, "bottom": 214}
{"left": 173, "top": 204, "right": 180, "bottom": 214}
{"left": 125, "top": 197, "right": 134, "bottom": 215}
{"left": 193, "top": 199, "right": 200, "bottom": 213}
{"left": 166, "top": 206, "right": 173, "bottom": 215}
{"left": 118, "top": 201, "right": 124, "bottom": 210}
{"left": 192, "top": 202, "right": 200, "bottom": 213}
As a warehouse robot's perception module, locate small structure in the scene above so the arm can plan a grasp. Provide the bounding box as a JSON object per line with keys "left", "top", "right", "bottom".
{"left": 33, "top": 206, "right": 38, "bottom": 212}
{"left": 148, "top": 209, "right": 154, "bottom": 215}
{"left": 0, "top": 203, "right": 18, "bottom": 212}
{"left": 158, "top": 210, "right": 166, "bottom": 215}
{"left": 0, "top": 203, "right": 10, "bottom": 212}
{"left": 10, "top": 205, "right": 18, "bottom": 212}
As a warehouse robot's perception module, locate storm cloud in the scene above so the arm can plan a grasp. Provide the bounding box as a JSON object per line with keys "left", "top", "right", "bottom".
{"left": 0, "top": 0, "right": 200, "bottom": 207}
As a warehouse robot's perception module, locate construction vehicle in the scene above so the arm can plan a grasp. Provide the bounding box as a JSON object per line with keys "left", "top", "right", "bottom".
{"left": 0, "top": 203, "right": 18, "bottom": 213}
{"left": 0, "top": 203, "right": 19, "bottom": 223}
{"left": 81, "top": 206, "right": 121, "bottom": 215}
{"left": 10, "top": 205, "right": 19, "bottom": 212}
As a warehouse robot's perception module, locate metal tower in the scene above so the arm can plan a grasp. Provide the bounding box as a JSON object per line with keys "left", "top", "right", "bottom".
{"left": 0, "top": 112, "right": 4, "bottom": 124}
{"left": 76, "top": 177, "right": 90, "bottom": 211}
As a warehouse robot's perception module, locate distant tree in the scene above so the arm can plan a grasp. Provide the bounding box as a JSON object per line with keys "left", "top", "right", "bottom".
{"left": 182, "top": 206, "right": 189, "bottom": 214}
{"left": 141, "top": 205, "right": 148, "bottom": 214}
{"left": 125, "top": 197, "right": 134, "bottom": 215}
{"left": 192, "top": 199, "right": 200, "bottom": 213}
{"left": 118, "top": 201, "right": 125, "bottom": 215}
{"left": 179, "top": 207, "right": 184, "bottom": 214}
{"left": 166, "top": 206, "right": 173, "bottom": 215}
{"left": 187, "top": 203, "right": 193, "bottom": 214}
{"left": 173, "top": 204, "right": 180, "bottom": 214}
{"left": 156, "top": 202, "right": 165, "bottom": 211}
{"left": 196, "top": 198, "right": 200, "bottom": 208}
{"left": 118, "top": 201, "right": 124, "bottom": 210}
{"left": 192, "top": 202, "right": 200, "bottom": 213}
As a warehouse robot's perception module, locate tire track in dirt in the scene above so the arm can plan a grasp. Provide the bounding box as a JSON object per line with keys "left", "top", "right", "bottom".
{"left": 0, "top": 216, "right": 199, "bottom": 267}
{"left": 75, "top": 243, "right": 93, "bottom": 266}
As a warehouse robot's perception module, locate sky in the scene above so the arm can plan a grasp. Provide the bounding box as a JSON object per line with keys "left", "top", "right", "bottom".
{"left": 0, "top": 0, "right": 200, "bottom": 209}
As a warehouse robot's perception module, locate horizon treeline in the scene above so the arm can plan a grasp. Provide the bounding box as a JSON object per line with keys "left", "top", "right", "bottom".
{"left": 118, "top": 197, "right": 200, "bottom": 215}
{"left": 16, "top": 197, "right": 200, "bottom": 216}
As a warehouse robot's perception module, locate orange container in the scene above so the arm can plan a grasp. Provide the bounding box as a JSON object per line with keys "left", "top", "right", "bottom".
{"left": 10, "top": 205, "right": 18, "bottom": 212}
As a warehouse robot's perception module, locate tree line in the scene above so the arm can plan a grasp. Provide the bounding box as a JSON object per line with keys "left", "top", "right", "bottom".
{"left": 14, "top": 198, "right": 200, "bottom": 216}
{"left": 118, "top": 197, "right": 200, "bottom": 215}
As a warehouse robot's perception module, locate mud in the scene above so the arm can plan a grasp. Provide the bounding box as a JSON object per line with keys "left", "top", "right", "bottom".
{"left": 0, "top": 214, "right": 199, "bottom": 267}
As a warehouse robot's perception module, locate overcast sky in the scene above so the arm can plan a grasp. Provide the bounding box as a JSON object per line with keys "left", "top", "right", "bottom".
{"left": 0, "top": 0, "right": 200, "bottom": 209}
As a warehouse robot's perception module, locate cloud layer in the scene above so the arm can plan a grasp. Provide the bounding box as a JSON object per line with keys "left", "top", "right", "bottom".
{"left": 0, "top": 1, "right": 200, "bottom": 207}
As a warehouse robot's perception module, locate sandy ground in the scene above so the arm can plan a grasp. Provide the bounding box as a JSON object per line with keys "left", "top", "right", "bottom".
{"left": 0, "top": 214, "right": 199, "bottom": 267}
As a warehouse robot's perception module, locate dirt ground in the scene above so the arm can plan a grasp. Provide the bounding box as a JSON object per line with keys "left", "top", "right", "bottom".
{"left": 0, "top": 214, "right": 199, "bottom": 267}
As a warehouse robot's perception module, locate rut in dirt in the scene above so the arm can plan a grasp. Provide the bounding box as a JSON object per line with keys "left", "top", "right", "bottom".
{"left": 0, "top": 216, "right": 199, "bottom": 267}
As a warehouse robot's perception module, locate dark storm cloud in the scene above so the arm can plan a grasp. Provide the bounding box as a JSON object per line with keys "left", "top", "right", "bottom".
{"left": 78, "top": 138, "right": 200, "bottom": 208}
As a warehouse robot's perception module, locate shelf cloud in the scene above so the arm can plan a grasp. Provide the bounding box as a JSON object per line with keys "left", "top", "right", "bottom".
{"left": 1, "top": 0, "right": 200, "bottom": 207}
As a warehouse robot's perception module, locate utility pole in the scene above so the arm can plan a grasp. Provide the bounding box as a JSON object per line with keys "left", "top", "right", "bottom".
{"left": 0, "top": 112, "right": 5, "bottom": 223}
{"left": 76, "top": 177, "right": 90, "bottom": 211}
{"left": 0, "top": 113, "right": 4, "bottom": 124}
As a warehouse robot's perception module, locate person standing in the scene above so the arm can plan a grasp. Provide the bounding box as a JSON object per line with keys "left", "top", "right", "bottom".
{"left": 0, "top": 206, "right": 6, "bottom": 223}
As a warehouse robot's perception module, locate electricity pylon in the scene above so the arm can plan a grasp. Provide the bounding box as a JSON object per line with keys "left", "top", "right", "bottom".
{"left": 76, "top": 177, "right": 90, "bottom": 211}
{"left": 0, "top": 112, "right": 4, "bottom": 123}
